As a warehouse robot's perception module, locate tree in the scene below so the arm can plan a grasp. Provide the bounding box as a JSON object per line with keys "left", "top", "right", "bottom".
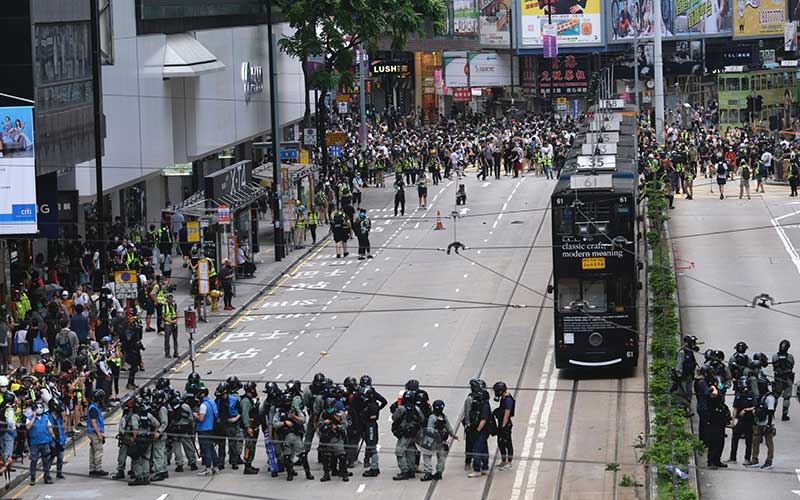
{"left": 275, "top": 0, "right": 446, "bottom": 171}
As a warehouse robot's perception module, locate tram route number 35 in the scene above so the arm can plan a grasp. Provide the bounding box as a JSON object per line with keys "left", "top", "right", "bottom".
{"left": 581, "top": 257, "right": 606, "bottom": 270}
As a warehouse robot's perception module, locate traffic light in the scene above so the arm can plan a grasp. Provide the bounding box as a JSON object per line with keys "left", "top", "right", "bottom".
{"left": 756, "top": 95, "right": 763, "bottom": 113}
{"left": 746, "top": 96, "right": 753, "bottom": 121}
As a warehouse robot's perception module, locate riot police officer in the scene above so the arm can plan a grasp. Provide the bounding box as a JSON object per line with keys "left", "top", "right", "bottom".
{"left": 273, "top": 391, "right": 313, "bottom": 480}
{"left": 303, "top": 374, "right": 326, "bottom": 455}
{"left": 746, "top": 353, "right": 770, "bottom": 398}
{"left": 341, "top": 377, "right": 361, "bottom": 467}
{"left": 318, "top": 397, "right": 349, "bottom": 482}
{"left": 126, "top": 396, "right": 159, "bottom": 486}
{"left": 391, "top": 390, "right": 425, "bottom": 481}
{"left": 150, "top": 389, "right": 170, "bottom": 481}
{"left": 729, "top": 376, "right": 755, "bottom": 463}
{"left": 240, "top": 381, "right": 261, "bottom": 474}
{"left": 772, "top": 339, "right": 794, "bottom": 421}
{"left": 729, "top": 342, "right": 750, "bottom": 383}
{"left": 674, "top": 335, "right": 699, "bottom": 415}
{"left": 224, "top": 376, "right": 244, "bottom": 467}
{"left": 113, "top": 397, "right": 133, "bottom": 480}
{"left": 169, "top": 391, "right": 198, "bottom": 472}
{"left": 358, "top": 384, "right": 387, "bottom": 477}
{"left": 463, "top": 379, "right": 486, "bottom": 470}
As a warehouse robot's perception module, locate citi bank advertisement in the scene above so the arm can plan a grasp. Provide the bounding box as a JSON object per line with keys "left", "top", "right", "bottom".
{"left": 0, "top": 106, "right": 37, "bottom": 235}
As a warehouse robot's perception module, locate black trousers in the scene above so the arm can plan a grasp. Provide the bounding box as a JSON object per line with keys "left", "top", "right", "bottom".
{"left": 127, "top": 363, "right": 139, "bottom": 387}
{"left": 497, "top": 425, "right": 513, "bottom": 462}
{"left": 223, "top": 281, "right": 233, "bottom": 307}
{"left": 357, "top": 235, "right": 370, "bottom": 256}
{"left": 705, "top": 423, "right": 725, "bottom": 465}
{"left": 309, "top": 224, "right": 317, "bottom": 243}
{"left": 464, "top": 429, "right": 474, "bottom": 465}
{"left": 730, "top": 425, "right": 753, "bottom": 461}
{"left": 394, "top": 196, "right": 405, "bottom": 216}
{"left": 164, "top": 324, "right": 178, "bottom": 356}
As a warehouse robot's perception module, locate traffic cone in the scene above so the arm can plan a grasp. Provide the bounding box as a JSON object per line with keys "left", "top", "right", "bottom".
{"left": 434, "top": 211, "right": 445, "bottom": 230}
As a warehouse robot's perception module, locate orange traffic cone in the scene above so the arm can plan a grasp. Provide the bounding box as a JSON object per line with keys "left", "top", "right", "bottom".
{"left": 435, "top": 211, "right": 445, "bottom": 230}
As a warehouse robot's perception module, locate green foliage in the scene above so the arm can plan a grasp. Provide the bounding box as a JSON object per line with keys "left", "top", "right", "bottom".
{"left": 642, "top": 185, "right": 698, "bottom": 500}
{"left": 620, "top": 474, "right": 643, "bottom": 487}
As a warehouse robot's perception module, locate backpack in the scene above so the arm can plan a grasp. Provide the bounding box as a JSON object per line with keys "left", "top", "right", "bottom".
{"left": 58, "top": 336, "right": 73, "bottom": 359}
{"left": 755, "top": 395, "right": 770, "bottom": 421}
{"left": 332, "top": 212, "right": 345, "bottom": 230}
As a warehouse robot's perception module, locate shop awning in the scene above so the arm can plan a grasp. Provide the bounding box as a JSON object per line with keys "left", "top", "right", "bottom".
{"left": 163, "top": 34, "right": 225, "bottom": 78}
{"left": 253, "top": 162, "right": 319, "bottom": 184}
{"left": 217, "top": 181, "right": 267, "bottom": 211}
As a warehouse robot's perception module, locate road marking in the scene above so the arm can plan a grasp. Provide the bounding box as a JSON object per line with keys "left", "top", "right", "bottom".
{"left": 332, "top": 315, "right": 338, "bottom": 319}
{"left": 502, "top": 203, "right": 508, "bottom": 211}
{"left": 434, "top": 323, "right": 439, "bottom": 327}
{"left": 375, "top": 268, "right": 380, "bottom": 272}
{"left": 266, "top": 361, "right": 273, "bottom": 367}
{"left": 294, "top": 335, "right": 300, "bottom": 340}
{"left": 322, "top": 306, "right": 328, "bottom": 311}
{"left": 305, "top": 323, "right": 312, "bottom": 327}
{"left": 492, "top": 220, "right": 498, "bottom": 229}
{"left": 287, "top": 341, "right": 293, "bottom": 346}
{"left": 414, "top": 222, "right": 420, "bottom": 228}
{"left": 455, "top": 288, "right": 460, "bottom": 293}
{"left": 259, "top": 369, "right": 266, "bottom": 374}
{"left": 362, "top": 282, "right": 368, "bottom": 286}
{"left": 385, "top": 257, "right": 391, "bottom": 261}
{"left": 156, "top": 495, "right": 169, "bottom": 500}
{"left": 276, "top": 373, "right": 283, "bottom": 379}
{"left": 464, "top": 274, "right": 468, "bottom": 278}
{"left": 273, "top": 355, "right": 280, "bottom": 360}
{"left": 357, "top": 483, "right": 366, "bottom": 493}
{"left": 770, "top": 215, "right": 800, "bottom": 276}
{"left": 410, "top": 364, "right": 417, "bottom": 371}
{"left": 484, "top": 239, "right": 488, "bottom": 243}
{"left": 512, "top": 337, "right": 557, "bottom": 500}
{"left": 297, "top": 352, "right": 304, "bottom": 357}
{"left": 281, "top": 348, "right": 287, "bottom": 353}
{"left": 422, "top": 342, "right": 429, "bottom": 348}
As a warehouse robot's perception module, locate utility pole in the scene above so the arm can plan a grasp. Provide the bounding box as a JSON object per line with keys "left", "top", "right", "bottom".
{"left": 266, "top": 0, "right": 285, "bottom": 261}
{"left": 89, "top": 0, "right": 105, "bottom": 265}
{"left": 653, "top": 0, "right": 665, "bottom": 144}
{"left": 508, "top": 3, "right": 514, "bottom": 105}
{"left": 359, "top": 44, "right": 367, "bottom": 151}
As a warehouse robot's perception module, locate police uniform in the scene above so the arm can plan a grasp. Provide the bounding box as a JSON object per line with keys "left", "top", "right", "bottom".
{"left": 114, "top": 410, "right": 130, "bottom": 478}
{"left": 273, "top": 407, "right": 308, "bottom": 479}
{"left": 302, "top": 387, "right": 323, "bottom": 454}
{"left": 392, "top": 404, "right": 424, "bottom": 477}
{"left": 240, "top": 394, "right": 260, "bottom": 471}
{"left": 151, "top": 403, "right": 169, "bottom": 479}
{"left": 674, "top": 344, "right": 697, "bottom": 412}
{"left": 169, "top": 399, "right": 197, "bottom": 470}
{"left": 127, "top": 410, "right": 159, "bottom": 485}
{"left": 772, "top": 350, "right": 795, "bottom": 419}
{"left": 317, "top": 409, "right": 349, "bottom": 481}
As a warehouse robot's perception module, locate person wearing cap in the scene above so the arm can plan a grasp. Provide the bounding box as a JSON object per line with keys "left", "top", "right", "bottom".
{"left": 26, "top": 401, "right": 55, "bottom": 485}
{"left": 164, "top": 294, "right": 179, "bottom": 358}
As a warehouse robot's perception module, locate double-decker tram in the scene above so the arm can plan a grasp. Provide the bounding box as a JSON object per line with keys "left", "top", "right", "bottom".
{"left": 551, "top": 105, "right": 639, "bottom": 369}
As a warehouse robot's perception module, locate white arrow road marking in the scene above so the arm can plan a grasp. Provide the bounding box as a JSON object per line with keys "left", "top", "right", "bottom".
{"left": 482, "top": 182, "right": 490, "bottom": 187}
{"left": 357, "top": 484, "right": 366, "bottom": 493}
{"left": 459, "top": 207, "right": 470, "bottom": 215}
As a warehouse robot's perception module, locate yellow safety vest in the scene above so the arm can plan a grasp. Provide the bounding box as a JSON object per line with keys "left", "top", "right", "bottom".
{"left": 296, "top": 215, "right": 306, "bottom": 230}
{"left": 165, "top": 303, "right": 177, "bottom": 325}
{"left": 308, "top": 212, "right": 319, "bottom": 225}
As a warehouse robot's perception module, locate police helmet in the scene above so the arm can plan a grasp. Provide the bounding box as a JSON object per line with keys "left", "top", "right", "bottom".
{"left": 697, "top": 364, "right": 713, "bottom": 376}
{"left": 243, "top": 381, "right": 257, "bottom": 395}
{"left": 343, "top": 377, "right": 358, "bottom": 392}
{"left": 359, "top": 385, "right": 374, "bottom": 400}
{"left": 312, "top": 372, "right": 326, "bottom": 387}
{"left": 152, "top": 389, "right": 167, "bottom": 405}
{"left": 432, "top": 399, "right": 445, "bottom": 415}
{"left": 359, "top": 375, "right": 372, "bottom": 387}
{"left": 285, "top": 380, "right": 301, "bottom": 395}
{"left": 226, "top": 376, "right": 242, "bottom": 392}
{"left": 263, "top": 381, "right": 281, "bottom": 398}
{"left": 188, "top": 372, "right": 201, "bottom": 385}
{"left": 214, "top": 382, "right": 229, "bottom": 397}
{"left": 737, "top": 376, "right": 750, "bottom": 392}
{"left": 405, "top": 379, "right": 420, "bottom": 391}
{"left": 140, "top": 387, "right": 153, "bottom": 401}
{"left": 197, "top": 386, "right": 210, "bottom": 398}
{"left": 401, "top": 390, "right": 417, "bottom": 407}
{"left": 155, "top": 377, "right": 171, "bottom": 390}
{"left": 682, "top": 335, "right": 699, "bottom": 350}
{"left": 780, "top": 339, "right": 791, "bottom": 353}
{"left": 735, "top": 341, "right": 748, "bottom": 353}
{"left": 714, "top": 350, "right": 725, "bottom": 363}
{"left": 278, "top": 391, "right": 293, "bottom": 408}
{"left": 493, "top": 381, "right": 508, "bottom": 398}
{"left": 92, "top": 389, "right": 106, "bottom": 403}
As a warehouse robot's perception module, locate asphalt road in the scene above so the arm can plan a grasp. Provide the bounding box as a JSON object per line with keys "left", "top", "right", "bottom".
{"left": 671, "top": 178, "right": 800, "bottom": 500}
{"left": 11, "top": 170, "right": 647, "bottom": 500}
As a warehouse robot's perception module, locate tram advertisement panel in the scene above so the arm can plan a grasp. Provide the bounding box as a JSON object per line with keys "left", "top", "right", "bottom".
{"left": 554, "top": 239, "right": 634, "bottom": 274}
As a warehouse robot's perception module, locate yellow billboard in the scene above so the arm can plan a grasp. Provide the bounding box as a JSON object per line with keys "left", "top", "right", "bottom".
{"left": 734, "top": 0, "right": 786, "bottom": 38}
{"left": 520, "top": 0, "right": 603, "bottom": 46}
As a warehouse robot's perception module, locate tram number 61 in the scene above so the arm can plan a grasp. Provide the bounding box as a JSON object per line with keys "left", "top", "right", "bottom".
{"left": 626, "top": 351, "right": 634, "bottom": 358}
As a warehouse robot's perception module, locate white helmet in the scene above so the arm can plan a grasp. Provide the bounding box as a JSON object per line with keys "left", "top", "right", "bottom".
{"left": 0, "top": 376, "right": 9, "bottom": 389}
{"left": 40, "top": 347, "right": 50, "bottom": 356}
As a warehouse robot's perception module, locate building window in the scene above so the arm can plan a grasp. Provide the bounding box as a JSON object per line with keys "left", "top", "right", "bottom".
{"left": 100, "top": 0, "right": 114, "bottom": 65}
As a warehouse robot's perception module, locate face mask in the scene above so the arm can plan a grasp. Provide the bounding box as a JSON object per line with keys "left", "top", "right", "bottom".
{"left": 35, "top": 406, "right": 44, "bottom": 416}
{"left": 23, "top": 408, "right": 33, "bottom": 418}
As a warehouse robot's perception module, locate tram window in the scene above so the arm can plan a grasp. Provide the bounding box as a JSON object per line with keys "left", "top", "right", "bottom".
{"left": 719, "top": 109, "right": 728, "bottom": 123}
{"left": 754, "top": 78, "right": 761, "bottom": 91}
{"left": 767, "top": 75, "right": 773, "bottom": 89}
{"left": 726, "top": 78, "right": 740, "bottom": 91}
{"left": 741, "top": 78, "right": 749, "bottom": 91}
{"left": 582, "top": 280, "right": 607, "bottom": 313}
{"left": 555, "top": 206, "right": 575, "bottom": 235}
{"left": 558, "top": 278, "right": 581, "bottom": 311}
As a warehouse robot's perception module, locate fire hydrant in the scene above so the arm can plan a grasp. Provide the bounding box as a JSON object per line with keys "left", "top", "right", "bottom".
{"left": 209, "top": 289, "right": 223, "bottom": 312}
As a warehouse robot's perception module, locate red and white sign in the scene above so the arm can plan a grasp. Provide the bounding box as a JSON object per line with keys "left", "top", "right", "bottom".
{"left": 452, "top": 87, "right": 471, "bottom": 102}
{"left": 218, "top": 205, "right": 231, "bottom": 225}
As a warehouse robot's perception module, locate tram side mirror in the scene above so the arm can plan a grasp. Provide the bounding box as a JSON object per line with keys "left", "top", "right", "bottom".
{"left": 546, "top": 285, "right": 554, "bottom": 294}
{"left": 638, "top": 261, "right": 644, "bottom": 270}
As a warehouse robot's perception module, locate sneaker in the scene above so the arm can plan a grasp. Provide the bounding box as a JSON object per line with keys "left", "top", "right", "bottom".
{"left": 467, "top": 471, "right": 482, "bottom": 478}
{"left": 760, "top": 461, "right": 773, "bottom": 469}
{"left": 197, "top": 468, "right": 211, "bottom": 476}
{"left": 212, "top": 467, "right": 219, "bottom": 475}
{"left": 500, "top": 463, "right": 513, "bottom": 471}
{"left": 744, "top": 460, "right": 759, "bottom": 467}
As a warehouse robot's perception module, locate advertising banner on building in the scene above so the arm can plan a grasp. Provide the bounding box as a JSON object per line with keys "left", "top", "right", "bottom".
{"left": 734, "top": 0, "right": 786, "bottom": 38}
{"left": 537, "top": 55, "right": 590, "bottom": 96}
{"left": 786, "top": 21, "right": 798, "bottom": 51}
{"left": 479, "top": 0, "right": 512, "bottom": 46}
{"left": 444, "top": 52, "right": 514, "bottom": 88}
{"left": 0, "top": 106, "right": 37, "bottom": 235}
{"left": 454, "top": 0, "right": 479, "bottom": 34}
{"left": 608, "top": 0, "right": 733, "bottom": 41}
{"left": 520, "top": 0, "right": 603, "bottom": 47}
{"left": 452, "top": 87, "right": 472, "bottom": 102}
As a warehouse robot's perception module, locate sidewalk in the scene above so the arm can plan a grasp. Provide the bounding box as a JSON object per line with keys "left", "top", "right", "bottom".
{"left": 0, "top": 186, "right": 393, "bottom": 493}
